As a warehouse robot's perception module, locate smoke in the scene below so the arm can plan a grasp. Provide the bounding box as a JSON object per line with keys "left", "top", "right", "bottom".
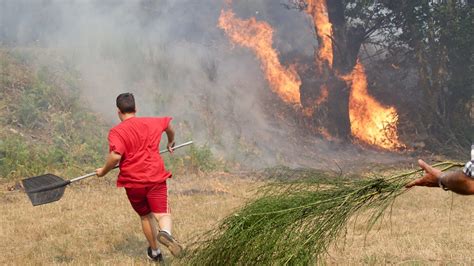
{"left": 0, "top": 0, "right": 404, "bottom": 169}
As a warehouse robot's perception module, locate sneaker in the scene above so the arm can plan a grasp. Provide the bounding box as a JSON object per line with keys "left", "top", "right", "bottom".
{"left": 147, "top": 247, "right": 164, "bottom": 263}
{"left": 157, "top": 230, "right": 183, "bottom": 257}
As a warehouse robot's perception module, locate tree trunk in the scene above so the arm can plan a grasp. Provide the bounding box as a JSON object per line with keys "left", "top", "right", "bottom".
{"left": 300, "top": 0, "right": 365, "bottom": 140}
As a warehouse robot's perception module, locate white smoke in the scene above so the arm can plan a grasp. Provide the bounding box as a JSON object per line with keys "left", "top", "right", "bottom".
{"left": 0, "top": 0, "right": 404, "bottom": 169}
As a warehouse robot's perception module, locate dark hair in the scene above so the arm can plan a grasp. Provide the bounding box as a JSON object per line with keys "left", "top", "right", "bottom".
{"left": 116, "top": 93, "right": 136, "bottom": 113}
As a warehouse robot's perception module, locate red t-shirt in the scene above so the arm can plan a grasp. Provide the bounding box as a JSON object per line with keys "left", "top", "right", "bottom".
{"left": 108, "top": 116, "right": 172, "bottom": 188}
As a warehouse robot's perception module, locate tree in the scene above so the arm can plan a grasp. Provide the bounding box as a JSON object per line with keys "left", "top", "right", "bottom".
{"left": 385, "top": 0, "right": 473, "bottom": 149}
{"left": 289, "top": 0, "right": 472, "bottom": 149}
{"left": 291, "top": 0, "right": 396, "bottom": 139}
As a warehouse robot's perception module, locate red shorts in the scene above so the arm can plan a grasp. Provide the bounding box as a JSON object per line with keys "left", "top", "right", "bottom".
{"left": 125, "top": 181, "right": 169, "bottom": 216}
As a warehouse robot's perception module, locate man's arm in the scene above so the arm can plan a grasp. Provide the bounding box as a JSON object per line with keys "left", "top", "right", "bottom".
{"left": 405, "top": 159, "right": 474, "bottom": 195}
{"left": 96, "top": 151, "right": 122, "bottom": 177}
{"left": 439, "top": 171, "right": 474, "bottom": 195}
{"left": 165, "top": 123, "right": 175, "bottom": 153}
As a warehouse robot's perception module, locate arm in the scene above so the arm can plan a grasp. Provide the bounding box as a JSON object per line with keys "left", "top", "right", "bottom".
{"left": 405, "top": 159, "right": 474, "bottom": 195}
{"left": 96, "top": 151, "right": 122, "bottom": 177}
{"left": 440, "top": 171, "right": 474, "bottom": 195}
{"left": 165, "top": 122, "right": 175, "bottom": 153}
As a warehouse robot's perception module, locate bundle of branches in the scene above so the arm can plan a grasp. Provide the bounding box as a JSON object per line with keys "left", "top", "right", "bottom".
{"left": 187, "top": 162, "right": 463, "bottom": 265}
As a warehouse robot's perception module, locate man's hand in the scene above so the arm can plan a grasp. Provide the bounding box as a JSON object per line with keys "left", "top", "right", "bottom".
{"left": 96, "top": 152, "right": 121, "bottom": 178}
{"left": 405, "top": 159, "right": 442, "bottom": 188}
{"left": 96, "top": 167, "right": 107, "bottom": 177}
{"left": 165, "top": 122, "right": 175, "bottom": 154}
{"left": 167, "top": 141, "right": 175, "bottom": 154}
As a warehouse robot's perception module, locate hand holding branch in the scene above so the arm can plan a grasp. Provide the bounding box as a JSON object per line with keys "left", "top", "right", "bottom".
{"left": 167, "top": 141, "right": 175, "bottom": 154}
{"left": 405, "top": 159, "right": 441, "bottom": 188}
{"left": 406, "top": 159, "right": 474, "bottom": 195}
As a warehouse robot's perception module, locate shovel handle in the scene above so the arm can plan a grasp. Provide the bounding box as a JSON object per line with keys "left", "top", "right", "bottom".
{"left": 159, "top": 141, "right": 194, "bottom": 154}
{"left": 69, "top": 141, "right": 193, "bottom": 183}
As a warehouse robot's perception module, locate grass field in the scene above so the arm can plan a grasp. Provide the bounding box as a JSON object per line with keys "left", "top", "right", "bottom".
{"left": 1, "top": 169, "right": 474, "bottom": 265}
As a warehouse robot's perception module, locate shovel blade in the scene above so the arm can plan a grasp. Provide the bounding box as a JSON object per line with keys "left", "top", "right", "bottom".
{"left": 22, "top": 174, "right": 68, "bottom": 206}
{"left": 26, "top": 186, "right": 66, "bottom": 206}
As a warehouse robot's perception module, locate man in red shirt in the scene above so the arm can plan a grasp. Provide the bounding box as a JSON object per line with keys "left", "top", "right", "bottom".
{"left": 95, "top": 93, "right": 183, "bottom": 262}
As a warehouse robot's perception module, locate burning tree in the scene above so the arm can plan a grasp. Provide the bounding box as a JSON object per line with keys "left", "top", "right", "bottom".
{"left": 303, "top": 0, "right": 472, "bottom": 151}
{"left": 219, "top": 0, "right": 472, "bottom": 151}
{"left": 219, "top": 0, "right": 405, "bottom": 150}
{"left": 297, "top": 0, "right": 405, "bottom": 149}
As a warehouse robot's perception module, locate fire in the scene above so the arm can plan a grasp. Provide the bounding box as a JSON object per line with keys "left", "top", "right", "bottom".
{"left": 344, "top": 62, "right": 404, "bottom": 150}
{"left": 218, "top": 2, "right": 404, "bottom": 151}
{"left": 307, "top": 0, "right": 403, "bottom": 150}
{"left": 305, "top": 0, "right": 332, "bottom": 106}
{"left": 218, "top": 9, "right": 301, "bottom": 105}
{"left": 306, "top": 0, "right": 333, "bottom": 68}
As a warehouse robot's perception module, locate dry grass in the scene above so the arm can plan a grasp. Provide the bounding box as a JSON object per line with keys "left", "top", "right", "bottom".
{"left": 1, "top": 171, "right": 474, "bottom": 265}
{"left": 0, "top": 171, "right": 261, "bottom": 265}
{"left": 327, "top": 187, "right": 474, "bottom": 265}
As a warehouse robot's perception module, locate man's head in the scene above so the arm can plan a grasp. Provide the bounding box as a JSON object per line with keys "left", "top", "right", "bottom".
{"left": 116, "top": 93, "right": 136, "bottom": 120}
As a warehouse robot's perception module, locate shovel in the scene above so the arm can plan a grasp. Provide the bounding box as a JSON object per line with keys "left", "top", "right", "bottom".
{"left": 22, "top": 141, "right": 193, "bottom": 206}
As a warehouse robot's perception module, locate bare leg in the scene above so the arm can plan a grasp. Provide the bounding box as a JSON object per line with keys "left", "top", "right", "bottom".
{"left": 140, "top": 214, "right": 158, "bottom": 250}
{"left": 153, "top": 212, "right": 183, "bottom": 257}
{"left": 153, "top": 213, "right": 172, "bottom": 234}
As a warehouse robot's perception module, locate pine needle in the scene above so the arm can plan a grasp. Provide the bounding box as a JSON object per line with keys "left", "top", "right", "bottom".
{"left": 187, "top": 162, "right": 463, "bottom": 265}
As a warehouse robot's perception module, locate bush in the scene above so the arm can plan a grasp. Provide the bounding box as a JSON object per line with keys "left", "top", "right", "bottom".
{"left": 0, "top": 51, "right": 109, "bottom": 180}
{"left": 164, "top": 144, "right": 221, "bottom": 174}
{"left": 0, "top": 135, "right": 52, "bottom": 178}
{"left": 14, "top": 82, "right": 52, "bottom": 129}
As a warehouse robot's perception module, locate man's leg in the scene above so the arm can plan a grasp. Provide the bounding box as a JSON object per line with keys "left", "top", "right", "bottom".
{"left": 126, "top": 187, "right": 162, "bottom": 260}
{"left": 153, "top": 212, "right": 172, "bottom": 235}
{"left": 154, "top": 212, "right": 182, "bottom": 257}
{"left": 141, "top": 214, "right": 158, "bottom": 250}
{"left": 148, "top": 181, "right": 183, "bottom": 257}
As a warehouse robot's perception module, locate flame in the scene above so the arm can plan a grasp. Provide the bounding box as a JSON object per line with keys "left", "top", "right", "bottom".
{"left": 344, "top": 62, "right": 404, "bottom": 150}
{"left": 307, "top": 0, "right": 403, "bottom": 150}
{"left": 218, "top": 9, "right": 301, "bottom": 105}
{"left": 218, "top": 2, "right": 404, "bottom": 150}
{"left": 307, "top": 0, "right": 333, "bottom": 68}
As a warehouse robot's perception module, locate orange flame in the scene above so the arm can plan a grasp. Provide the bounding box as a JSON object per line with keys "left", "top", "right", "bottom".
{"left": 343, "top": 62, "right": 404, "bottom": 150}
{"left": 218, "top": 9, "right": 301, "bottom": 105}
{"left": 307, "top": 0, "right": 333, "bottom": 68}
{"left": 308, "top": 0, "right": 403, "bottom": 150}
{"left": 218, "top": 2, "right": 404, "bottom": 150}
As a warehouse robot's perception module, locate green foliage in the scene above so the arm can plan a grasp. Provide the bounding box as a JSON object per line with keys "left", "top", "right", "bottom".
{"left": 385, "top": 0, "right": 473, "bottom": 148}
{"left": 188, "top": 162, "right": 463, "bottom": 265}
{"left": 188, "top": 144, "right": 219, "bottom": 172}
{"left": 164, "top": 144, "right": 221, "bottom": 174}
{"left": 0, "top": 134, "right": 73, "bottom": 179}
{"left": 14, "top": 77, "right": 55, "bottom": 129}
{"left": 0, "top": 136, "right": 32, "bottom": 178}
{"left": 0, "top": 51, "right": 108, "bottom": 179}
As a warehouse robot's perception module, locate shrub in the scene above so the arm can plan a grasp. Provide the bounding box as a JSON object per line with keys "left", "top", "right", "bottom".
{"left": 164, "top": 144, "right": 221, "bottom": 174}
{"left": 0, "top": 51, "right": 108, "bottom": 180}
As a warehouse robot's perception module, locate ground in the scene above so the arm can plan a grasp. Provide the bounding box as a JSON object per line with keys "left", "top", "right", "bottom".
{"left": 1, "top": 169, "right": 474, "bottom": 265}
